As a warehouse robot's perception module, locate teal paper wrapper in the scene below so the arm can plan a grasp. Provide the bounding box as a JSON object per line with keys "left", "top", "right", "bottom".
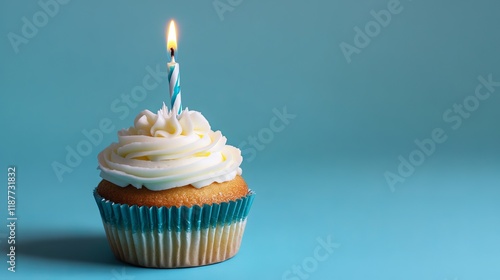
{"left": 93, "top": 188, "right": 255, "bottom": 268}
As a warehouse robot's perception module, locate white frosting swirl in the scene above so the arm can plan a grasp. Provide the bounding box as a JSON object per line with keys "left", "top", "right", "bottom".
{"left": 98, "top": 104, "right": 242, "bottom": 191}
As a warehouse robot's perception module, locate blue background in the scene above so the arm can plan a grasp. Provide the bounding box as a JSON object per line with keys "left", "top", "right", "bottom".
{"left": 1, "top": 0, "right": 500, "bottom": 279}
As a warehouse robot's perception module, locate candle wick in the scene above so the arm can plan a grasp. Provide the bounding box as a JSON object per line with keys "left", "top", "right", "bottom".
{"left": 170, "top": 47, "right": 175, "bottom": 58}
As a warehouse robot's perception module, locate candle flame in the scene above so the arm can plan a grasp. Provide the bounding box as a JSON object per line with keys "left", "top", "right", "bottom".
{"left": 166, "top": 20, "right": 177, "bottom": 53}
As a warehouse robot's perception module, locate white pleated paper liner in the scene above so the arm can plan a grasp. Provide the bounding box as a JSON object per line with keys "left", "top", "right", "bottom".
{"left": 93, "top": 188, "right": 255, "bottom": 268}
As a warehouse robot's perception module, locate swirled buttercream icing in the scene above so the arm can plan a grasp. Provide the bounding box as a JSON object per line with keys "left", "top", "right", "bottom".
{"left": 98, "top": 104, "right": 243, "bottom": 191}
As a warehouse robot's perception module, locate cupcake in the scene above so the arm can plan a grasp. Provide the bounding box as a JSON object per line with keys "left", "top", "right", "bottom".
{"left": 93, "top": 104, "right": 255, "bottom": 268}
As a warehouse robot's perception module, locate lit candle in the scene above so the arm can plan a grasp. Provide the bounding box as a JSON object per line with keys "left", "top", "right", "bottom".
{"left": 166, "top": 20, "right": 182, "bottom": 115}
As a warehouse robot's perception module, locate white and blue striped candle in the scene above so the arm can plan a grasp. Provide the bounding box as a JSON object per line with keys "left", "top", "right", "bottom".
{"left": 167, "top": 20, "right": 182, "bottom": 115}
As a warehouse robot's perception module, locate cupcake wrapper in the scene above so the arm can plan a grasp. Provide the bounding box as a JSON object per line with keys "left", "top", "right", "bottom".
{"left": 93, "top": 188, "right": 255, "bottom": 268}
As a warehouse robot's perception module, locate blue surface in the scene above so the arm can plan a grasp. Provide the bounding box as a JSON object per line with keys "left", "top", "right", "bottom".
{"left": 1, "top": 0, "right": 500, "bottom": 279}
